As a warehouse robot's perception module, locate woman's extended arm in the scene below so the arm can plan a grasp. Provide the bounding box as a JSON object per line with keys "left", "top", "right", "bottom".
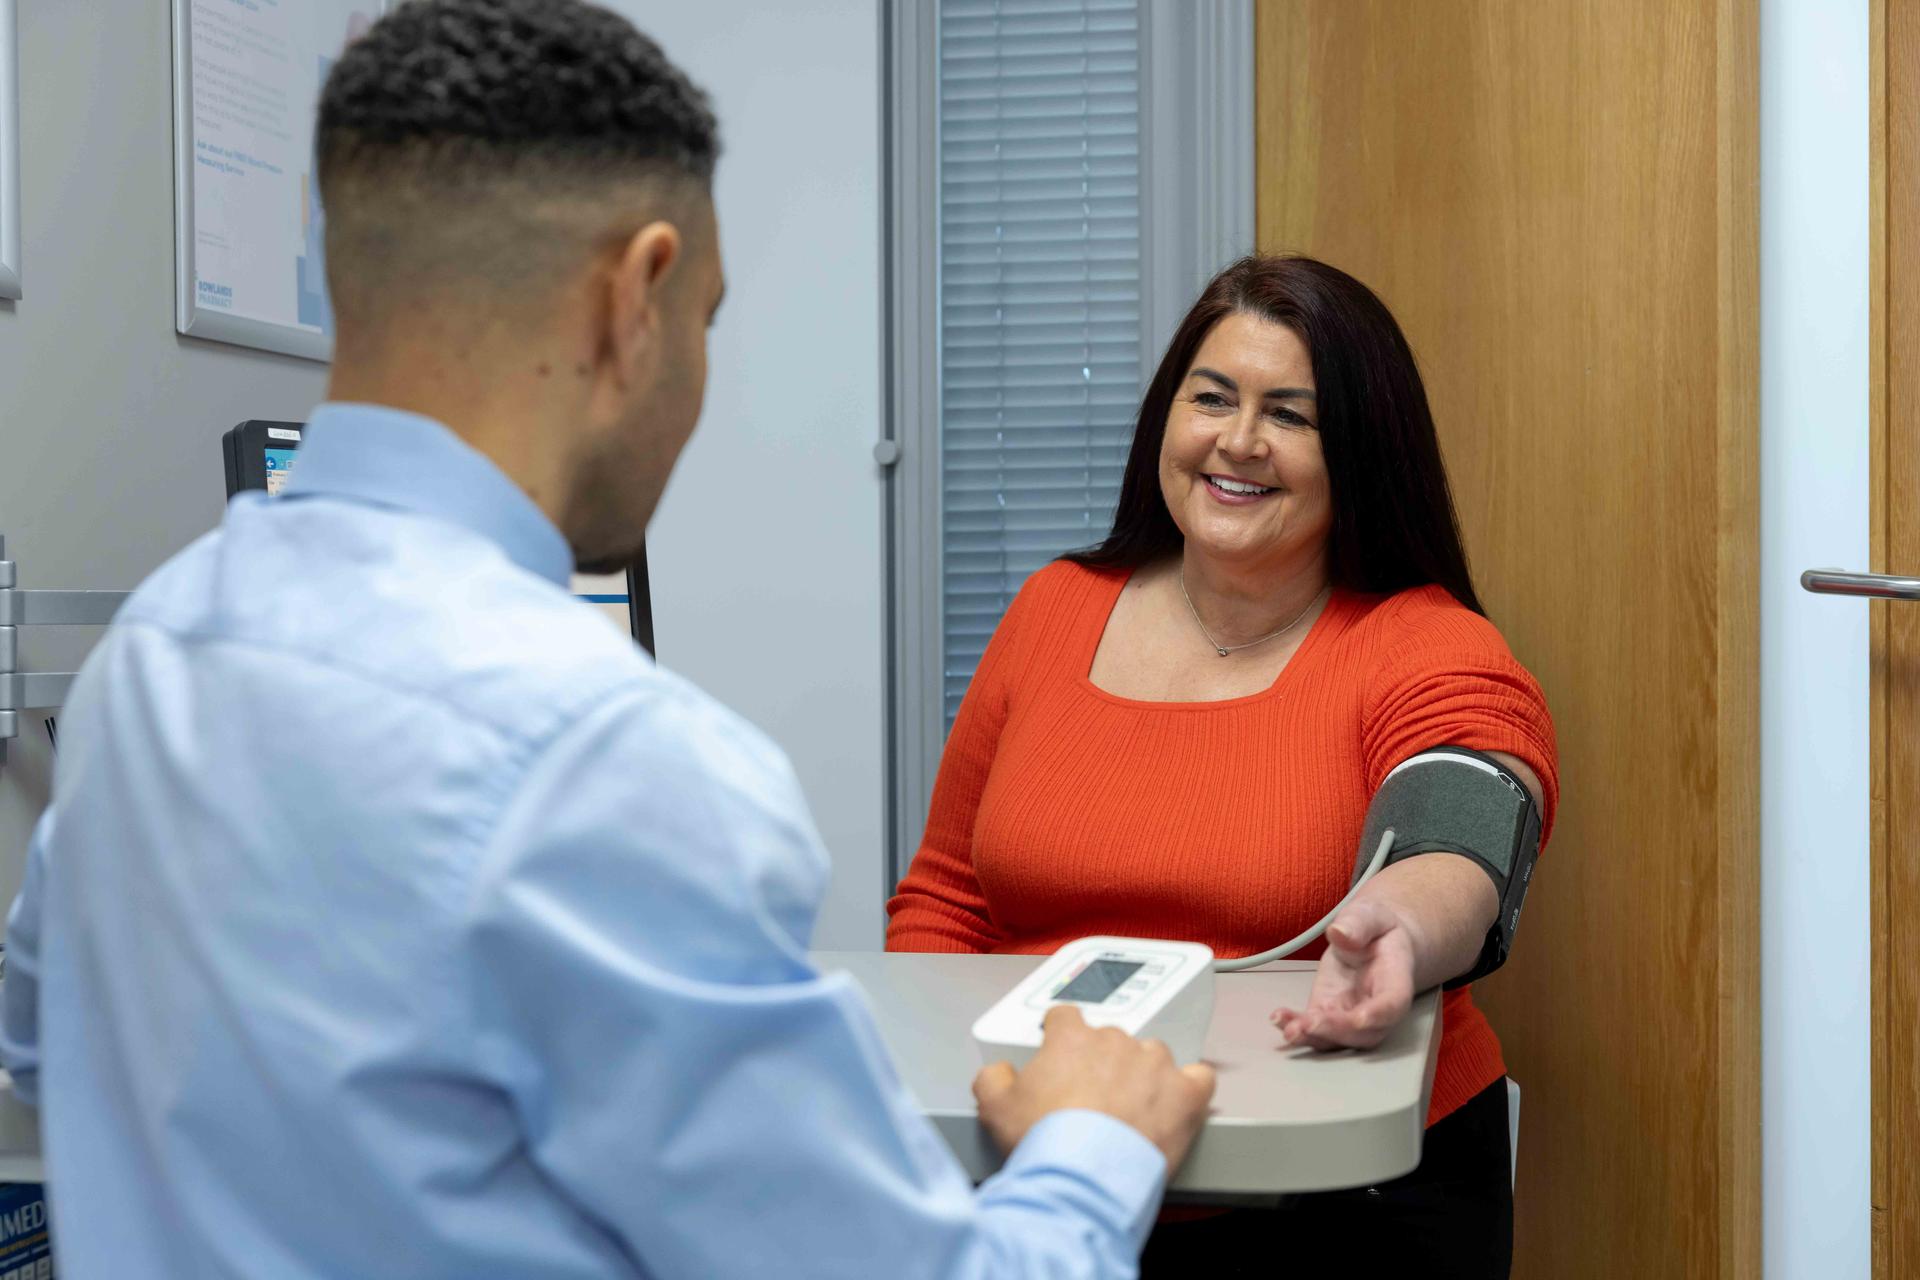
{"left": 1273, "top": 751, "right": 1544, "bottom": 1051}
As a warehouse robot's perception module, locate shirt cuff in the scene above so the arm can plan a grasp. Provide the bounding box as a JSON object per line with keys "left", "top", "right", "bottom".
{"left": 1000, "top": 1108, "right": 1169, "bottom": 1243}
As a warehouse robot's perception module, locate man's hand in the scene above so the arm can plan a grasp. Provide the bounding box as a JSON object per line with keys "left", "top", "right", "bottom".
{"left": 971, "top": 1005, "right": 1216, "bottom": 1168}
{"left": 1271, "top": 899, "right": 1417, "bottom": 1051}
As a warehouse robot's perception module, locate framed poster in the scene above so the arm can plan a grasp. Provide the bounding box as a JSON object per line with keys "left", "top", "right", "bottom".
{"left": 171, "top": 0, "right": 387, "bottom": 360}
{"left": 0, "top": 0, "right": 20, "bottom": 301}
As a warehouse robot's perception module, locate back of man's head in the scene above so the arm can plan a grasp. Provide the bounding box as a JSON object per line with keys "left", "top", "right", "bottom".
{"left": 316, "top": 0, "right": 719, "bottom": 344}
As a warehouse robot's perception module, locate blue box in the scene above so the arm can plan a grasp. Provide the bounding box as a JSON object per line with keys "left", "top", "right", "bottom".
{"left": 0, "top": 1184, "right": 51, "bottom": 1279}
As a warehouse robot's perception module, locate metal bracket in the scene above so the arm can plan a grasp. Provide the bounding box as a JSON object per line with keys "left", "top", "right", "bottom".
{"left": 0, "top": 535, "right": 131, "bottom": 764}
{"left": 0, "top": 674, "right": 76, "bottom": 711}
{"left": 0, "top": 589, "right": 130, "bottom": 626}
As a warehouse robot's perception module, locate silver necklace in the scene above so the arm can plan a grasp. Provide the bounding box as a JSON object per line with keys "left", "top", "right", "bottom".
{"left": 1178, "top": 569, "right": 1328, "bottom": 658}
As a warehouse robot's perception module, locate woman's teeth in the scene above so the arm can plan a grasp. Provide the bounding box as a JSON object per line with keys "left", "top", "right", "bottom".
{"left": 1208, "top": 475, "right": 1276, "bottom": 496}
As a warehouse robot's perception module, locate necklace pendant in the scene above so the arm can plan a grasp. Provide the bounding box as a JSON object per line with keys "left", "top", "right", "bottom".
{"left": 1216, "top": 647, "right": 1231, "bottom": 657}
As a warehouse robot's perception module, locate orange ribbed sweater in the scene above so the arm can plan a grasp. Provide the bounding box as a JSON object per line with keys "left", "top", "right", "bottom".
{"left": 886, "top": 561, "right": 1558, "bottom": 1126}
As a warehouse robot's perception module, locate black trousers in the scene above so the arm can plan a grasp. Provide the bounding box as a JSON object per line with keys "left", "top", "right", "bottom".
{"left": 1138, "top": 1077, "right": 1513, "bottom": 1279}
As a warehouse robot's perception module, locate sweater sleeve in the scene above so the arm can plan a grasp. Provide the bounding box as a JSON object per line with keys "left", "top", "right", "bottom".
{"left": 1360, "top": 596, "right": 1560, "bottom": 842}
{"left": 885, "top": 575, "right": 1044, "bottom": 953}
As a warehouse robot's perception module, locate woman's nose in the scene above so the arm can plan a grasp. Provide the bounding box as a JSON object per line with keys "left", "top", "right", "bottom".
{"left": 1218, "top": 411, "right": 1267, "bottom": 460}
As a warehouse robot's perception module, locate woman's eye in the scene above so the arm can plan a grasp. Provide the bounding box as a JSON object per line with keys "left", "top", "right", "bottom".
{"left": 1194, "top": 391, "right": 1230, "bottom": 409}
{"left": 1269, "top": 407, "right": 1314, "bottom": 429}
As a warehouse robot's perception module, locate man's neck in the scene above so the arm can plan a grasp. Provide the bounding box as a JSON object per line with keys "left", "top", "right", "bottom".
{"left": 324, "top": 361, "right": 580, "bottom": 534}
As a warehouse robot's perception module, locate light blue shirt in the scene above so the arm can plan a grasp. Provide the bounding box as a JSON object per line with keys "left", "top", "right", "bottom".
{"left": 1, "top": 404, "right": 1165, "bottom": 1278}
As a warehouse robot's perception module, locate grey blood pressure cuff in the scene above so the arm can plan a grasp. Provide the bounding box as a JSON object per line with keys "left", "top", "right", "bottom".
{"left": 1356, "top": 746, "right": 1542, "bottom": 989}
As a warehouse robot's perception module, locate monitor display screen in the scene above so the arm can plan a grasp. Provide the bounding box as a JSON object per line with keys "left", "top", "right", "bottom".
{"left": 1056, "top": 959, "right": 1143, "bottom": 1005}
{"left": 263, "top": 447, "right": 298, "bottom": 496}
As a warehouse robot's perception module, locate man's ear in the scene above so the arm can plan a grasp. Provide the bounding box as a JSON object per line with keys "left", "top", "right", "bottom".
{"left": 605, "top": 221, "right": 683, "bottom": 386}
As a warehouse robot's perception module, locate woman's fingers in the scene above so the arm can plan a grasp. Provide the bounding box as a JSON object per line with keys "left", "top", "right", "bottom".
{"left": 1280, "top": 1012, "right": 1363, "bottom": 1051}
{"left": 1272, "top": 958, "right": 1415, "bottom": 1049}
{"left": 1273, "top": 1006, "right": 1334, "bottom": 1047}
{"left": 1285, "top": 1004, "right": 1390, "bottom": 1049}
{"left": 1272, "top": 1007, "right": 1309, "bottom": 1043}
{"left": 1274, "top": 1004, "right": 1363, "bottom": 1049}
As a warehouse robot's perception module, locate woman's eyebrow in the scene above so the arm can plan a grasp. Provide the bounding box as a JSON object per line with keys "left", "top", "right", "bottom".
{"left": 1190, "top": 367, "right": 1316, "bottom": 401}
{"left": 1190, "top": 366, "right": 1237, "bottom": 392}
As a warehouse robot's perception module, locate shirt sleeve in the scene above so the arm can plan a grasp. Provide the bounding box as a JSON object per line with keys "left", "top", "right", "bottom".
{"left": 1360, "top": 604, "right": 1560, "bottom": 840}
{"left": 886, "top": 579, "right": 1037, "bottom": 953}
{"left": 0, "top": 812, "right": 49, "bottom": 1105}
{"left": 466, "top": 682, "right": 1167, "bottom": 1280}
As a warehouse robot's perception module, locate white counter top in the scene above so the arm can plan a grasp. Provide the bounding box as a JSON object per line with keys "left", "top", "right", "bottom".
{"left": 814, "top": 951, "right": 1442, "bottom": 1197}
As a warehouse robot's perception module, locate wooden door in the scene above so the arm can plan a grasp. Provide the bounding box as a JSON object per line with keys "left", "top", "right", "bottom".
{"left": 1876, "top": 1, "right": 1919, "bottom": 1270}
{"left": 1255, "top": 3, "right": 1760, "bottom": 1276}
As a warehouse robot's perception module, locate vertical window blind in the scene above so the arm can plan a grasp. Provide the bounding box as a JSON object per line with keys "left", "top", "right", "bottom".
{"left": 937, "top": 0, "right": 1144, "bottom": 726}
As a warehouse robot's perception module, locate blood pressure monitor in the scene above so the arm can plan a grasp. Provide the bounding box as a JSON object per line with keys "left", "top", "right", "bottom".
{"left": 971, "top": 936, "right": 1215, "bottom": 1067}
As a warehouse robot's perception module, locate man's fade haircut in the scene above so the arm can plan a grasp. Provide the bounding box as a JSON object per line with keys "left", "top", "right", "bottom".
{"left": 315, "top": 0, "right": 720, "bottom": 326}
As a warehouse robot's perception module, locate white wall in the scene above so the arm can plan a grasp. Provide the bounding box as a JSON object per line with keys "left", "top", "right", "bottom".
{"left": 0, "top": 3, "right": 330, "bottom": 904}
{"left": 609, "top": 1, "right": 890, "bottom": 950}
{"left": 1759, "top": 1, "right": 1872, "bottom": 1274}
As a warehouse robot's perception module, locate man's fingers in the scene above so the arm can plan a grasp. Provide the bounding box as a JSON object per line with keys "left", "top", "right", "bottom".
{"left": 972, "top": 1061, "right": 1016, "bottom": 1105}
{"left": 1139, "top": 1037, "right": 1175, "bottom": 1068}
{"left": 1041, "top": 1004, "right": 1088, "bottom": 1035}
{"left": 1180, "top": 1062, "right": 1218, "bottom": 1098}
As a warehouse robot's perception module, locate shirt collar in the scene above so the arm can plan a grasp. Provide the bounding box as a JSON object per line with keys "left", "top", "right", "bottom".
{"left": 281, "top": 403, "right": 574, "bottom": 588}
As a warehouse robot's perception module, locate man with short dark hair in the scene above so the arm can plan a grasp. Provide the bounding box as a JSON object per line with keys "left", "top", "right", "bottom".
{"left": 0, "top": 2, "right": 1213, "bottom": 1276}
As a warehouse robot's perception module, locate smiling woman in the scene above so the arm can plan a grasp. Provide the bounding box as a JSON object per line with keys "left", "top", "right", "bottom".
{"left": 887, "top": 255, "right": 1558, "bottom": 1274}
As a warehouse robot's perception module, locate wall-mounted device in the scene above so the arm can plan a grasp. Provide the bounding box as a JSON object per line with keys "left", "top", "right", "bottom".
{"left": 972, "top": 936, "right": 1216, "bottom": 1068}
{"left": 221, "top": 419, "right": 304, "bottom": 497}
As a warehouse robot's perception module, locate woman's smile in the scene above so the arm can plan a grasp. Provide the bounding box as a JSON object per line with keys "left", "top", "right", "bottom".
{"left": 1201, "top": 473, "right": 1281, "bottom": 505}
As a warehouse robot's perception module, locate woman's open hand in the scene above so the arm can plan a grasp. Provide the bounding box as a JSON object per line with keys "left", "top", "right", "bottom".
{"left": 1271, "top": 900, "right": 1417, "bottom": 1050}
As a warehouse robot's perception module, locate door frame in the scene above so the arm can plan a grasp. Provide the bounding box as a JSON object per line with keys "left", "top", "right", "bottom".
{"left": 1872, "top": 1, "right": 1918, "bottom": 1270}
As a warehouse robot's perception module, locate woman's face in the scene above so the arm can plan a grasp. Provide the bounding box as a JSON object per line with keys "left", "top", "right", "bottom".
{"left": 1157, "top": 312, "right": 1332, "bottom": 576}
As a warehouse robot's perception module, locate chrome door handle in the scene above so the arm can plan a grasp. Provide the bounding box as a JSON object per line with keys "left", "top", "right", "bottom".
{"left": 1801, "top": 568, "right": 1920, "bottom": 600}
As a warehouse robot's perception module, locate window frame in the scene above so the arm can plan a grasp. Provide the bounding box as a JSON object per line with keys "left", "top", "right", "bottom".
{"left": 881, "top": 0, "right": 1255, "bottom": 888}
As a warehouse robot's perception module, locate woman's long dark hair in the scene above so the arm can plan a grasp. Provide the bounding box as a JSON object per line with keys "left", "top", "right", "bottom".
{"left": 1063, "top": 255, "right": 1485, "bottom": 616}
